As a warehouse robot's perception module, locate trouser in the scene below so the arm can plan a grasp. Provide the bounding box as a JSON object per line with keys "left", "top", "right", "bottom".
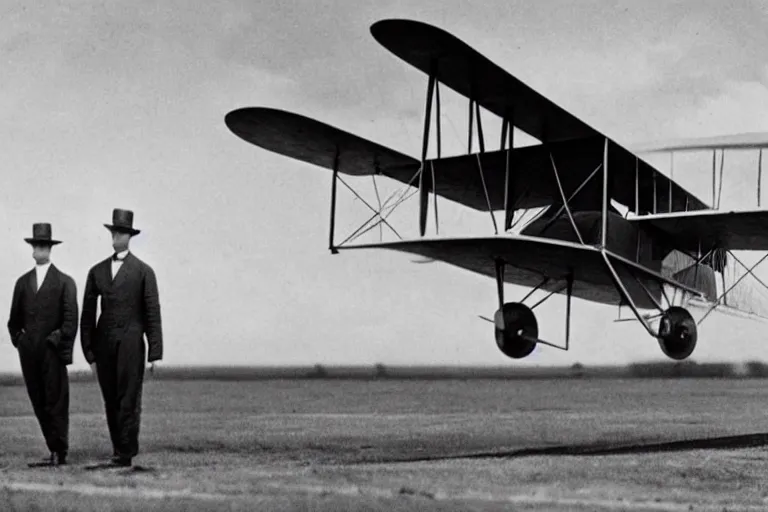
{"left": 96, "top": 338, "right": 146, "bottom": 459}
{"left": 19, "top": 343, "right": 69, "bottom": 455}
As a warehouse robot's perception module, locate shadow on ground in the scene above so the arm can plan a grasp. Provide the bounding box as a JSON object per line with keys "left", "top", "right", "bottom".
{"left": 362, "top": 432, "right": 768, "bottom": 463}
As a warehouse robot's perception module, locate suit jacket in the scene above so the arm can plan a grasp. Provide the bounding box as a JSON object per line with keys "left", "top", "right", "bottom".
{"left": 80, "top": 252, "right": 163, "bottom": 364}
{"left": 7, "top": 264, "right": 79, "bottom": 365}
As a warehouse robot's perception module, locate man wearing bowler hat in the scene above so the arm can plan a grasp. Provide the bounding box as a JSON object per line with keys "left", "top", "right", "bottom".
{"left": 80, "top": 208, "right": 163, "bottom": 468}
{"left": 7, "top": 223, "right": 78, "bottom": 467}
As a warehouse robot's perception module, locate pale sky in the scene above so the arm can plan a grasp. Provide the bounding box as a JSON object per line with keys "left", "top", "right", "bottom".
{"left": 2, "top": 0, "right": 768, "bottom": 373}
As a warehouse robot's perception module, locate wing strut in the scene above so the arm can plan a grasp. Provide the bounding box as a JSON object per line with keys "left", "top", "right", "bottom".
{"left": 418, "top": 71, "right": 436, "bottom": 237}
{"left": 329, "top": 147, "right": 339, "bottom": 254}
{"left": 495, "top": 259, "right": 504, "bottom": 309}
{"left": 475, "top": 100, "right": 485, "bottom": 154}
{"left": 601, "top": 138, "right": 609, "bottom": 248}
{"left": 549, "top": 153, "right": 584, "bottom": 244}
{"left": 759, "top": 149, "right": 763, "bottom": 207}
{"left": 433, "top": 80, "right": 441, "bottom": 234}
{"left": 602, "top": 252, "right": 657, "bottom": 337}
{"left": 698, "top": 252, "right": 768, "bottom": 325}
{"left": 536, "top": 162, "right": 602, "bottom": 237}
{"left": 502, "top": 112, "right": 515, "bottom": 231}
{"left": 475, "top": 154, "right": 499, "bottom": 234}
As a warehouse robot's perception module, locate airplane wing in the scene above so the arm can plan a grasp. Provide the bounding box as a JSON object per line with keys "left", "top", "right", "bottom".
{"left": 225, "top": 107, "right": 420, "bottom": 178}
{"left": 226, "top": 107, "right": 709, "bottom": 215}
{"left": 633, "top": 132, "right": 768, "bottom": 153}
{"left": 628, "top": 209, "right": 768, "bottom": 251}
{"left": 370, "top": 19, "right": 593, "bottom": 143}
{"left": 433, "top": 140, "right": 709, "bottom": 213}
{"left": 338, "top": 235, "right": 704, "bottom": 310}
{"left": 370, "top": 19, "right": 710, "bottom": 213}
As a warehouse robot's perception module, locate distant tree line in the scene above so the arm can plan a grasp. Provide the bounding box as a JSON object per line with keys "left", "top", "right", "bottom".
{"left": 2, "top": 361, "right": 768, "bottom": 386}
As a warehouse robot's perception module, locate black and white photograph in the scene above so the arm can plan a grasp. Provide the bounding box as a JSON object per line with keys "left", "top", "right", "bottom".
{"left": 2, "top": 1, "right": 768, "bottom": 510}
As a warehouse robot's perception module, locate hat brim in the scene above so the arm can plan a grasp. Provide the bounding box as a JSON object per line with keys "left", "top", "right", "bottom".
{"left": 104, "top": 224, "right": 141, "bottom": 236}
{"left": 24, "top": 238, "right": 61, "bottom": 246}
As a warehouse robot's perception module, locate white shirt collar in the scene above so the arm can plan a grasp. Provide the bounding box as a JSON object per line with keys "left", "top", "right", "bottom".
{"left": 34, "top": 261, "right": 51, "bottom": 290}
{"left": 113, "top": 250, "right": 129, "bottom": 261}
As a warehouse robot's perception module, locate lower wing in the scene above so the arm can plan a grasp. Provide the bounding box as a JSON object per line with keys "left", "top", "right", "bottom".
{"left": 337, "top": 235, "right": 704, "bottom": 310}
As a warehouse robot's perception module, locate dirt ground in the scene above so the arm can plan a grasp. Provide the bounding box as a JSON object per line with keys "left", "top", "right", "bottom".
{"left": 3, "top": 377, "right": 768, "bottom": 511}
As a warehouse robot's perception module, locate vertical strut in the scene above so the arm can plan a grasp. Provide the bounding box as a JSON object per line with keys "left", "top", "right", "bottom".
{"left": 495, "top": 259, "right": 505, "bottom": 309}
{"left": 434, "top": 79, "right": 442, "bottom": 235}
{"left": 475, "top": 101, "right": 485, "bottom": 154}
{"left": 634, "top": 157, "right": 639, "bottom": 216}
{"left": 467, "top": 97, "right": 474, "bottom": 154}
{"left": 500, "top": 118, "right": 508, "bottom": 151}
{"left": 503, "top": 112, "right": 515, "bottom": 231}
{"left": 711, "top": 149, "right": 717, "bottom": 207}
{"left": 419, "top": 72, "right": 436, "bottom": 237}
{"left": 759, "top": 149, "right": 763, "bottom": 208}
{"left": 329, "top": 147, "right": 339, "bottom": 254}
{"left": 435, "top": 81, "right": 442, "bottom": 160}
{"left": 565, "top": 271, "right": 573, "bottom": 351}
{"left": 602, "top": 138, "right": 609, "bottom": 248}
{"left": 717, "top": 150, "right": 725, "bottom": 209}
{"left": 669, "top": 152, "right": 673, "bottom": 212}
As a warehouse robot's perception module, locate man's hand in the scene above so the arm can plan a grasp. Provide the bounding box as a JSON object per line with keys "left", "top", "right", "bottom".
{"left": 46, "top": 329, "right": 61, "bottom": 347}
{"left": 12, "top": 329, "right": 26, "bottom": 348}
{"left": 148, "top": 361, "right": 158, "bottom": 376}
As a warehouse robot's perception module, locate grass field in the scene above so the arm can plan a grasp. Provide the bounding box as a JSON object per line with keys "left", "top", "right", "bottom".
{"left": 3, "top": 376, "right": 768, "bottom": 510}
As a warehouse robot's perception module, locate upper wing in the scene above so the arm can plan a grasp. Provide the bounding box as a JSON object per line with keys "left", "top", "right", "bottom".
{"left": 225, "top": 108, "right": 709, "bottom": 214}
{"left": 633, "top": 132, "right": 768, "bottom": 153}
{"left": 225, "top": 107, "right": 420, "bottom": 178}
{"left": 629, "top": 209, "right": 768, "bottom": 251}
{"left": 370, "top": 19, "right": 594, "bottom": 143}
{"left": 432, "top": 140, "right": 709, "bottom": 213}
{"left": 370, "top": 19, "right": 709, "bottom": 213}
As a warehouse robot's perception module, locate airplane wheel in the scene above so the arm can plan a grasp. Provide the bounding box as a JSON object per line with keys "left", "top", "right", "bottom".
{"left": 656, "top": 306, "right": 697, "bottom": 360}
{"left": 494, "top": 302, "right": 538, "bottom": 359}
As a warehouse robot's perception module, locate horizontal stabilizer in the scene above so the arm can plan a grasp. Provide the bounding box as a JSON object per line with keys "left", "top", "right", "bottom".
{"left": 225, "top": 107, "right": 420, "bottom": 177}
{"left": 633, "top": 132, "right": 768, "bottom": 153}
{"left": 630, "top": 209, "right": 768, "bottom": 251}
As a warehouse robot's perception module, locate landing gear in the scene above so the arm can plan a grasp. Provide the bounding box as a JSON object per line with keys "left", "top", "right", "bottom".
{"left": 489, "top": 259, "right": 572, "bottom": 360}
{"left": 494, "top": 303, "right": 538, "bottom": 358}
{"left": 656, "top": 306, "right": 697, "bottom": 360}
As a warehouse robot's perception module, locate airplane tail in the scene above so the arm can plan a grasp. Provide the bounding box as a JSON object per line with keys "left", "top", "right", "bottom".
{"left": 663, "top": 249, "right": 768, "bottom": 320}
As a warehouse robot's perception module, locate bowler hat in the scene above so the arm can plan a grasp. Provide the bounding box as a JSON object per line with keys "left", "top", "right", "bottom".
{"left": 104, "top": 208, "right": 141, "bottom": 236}
{"left": 24, "top": 223, "right": 62, "bottom": 245}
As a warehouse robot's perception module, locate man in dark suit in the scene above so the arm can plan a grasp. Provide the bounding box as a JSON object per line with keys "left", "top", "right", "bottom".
{"left": 7, "top": 223, "right": 78, "bottom": 467}
{"left": 80, "top": 208, "right": 163, "bottom": 468}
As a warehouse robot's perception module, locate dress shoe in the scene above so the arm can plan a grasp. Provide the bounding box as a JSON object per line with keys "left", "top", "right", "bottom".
{"left": 56, "top": 452, "right": 67, "bottom": 465}
{"left": 109, "top": 456, "right": 132, "bottom": 467}
{"left": 27, "top": 453, "right": 55, "bottom": 468}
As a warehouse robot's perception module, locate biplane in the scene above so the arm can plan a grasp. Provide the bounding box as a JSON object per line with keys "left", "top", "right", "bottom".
{"left": 224, "top": 19, "right": 768, "bottom": 361}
